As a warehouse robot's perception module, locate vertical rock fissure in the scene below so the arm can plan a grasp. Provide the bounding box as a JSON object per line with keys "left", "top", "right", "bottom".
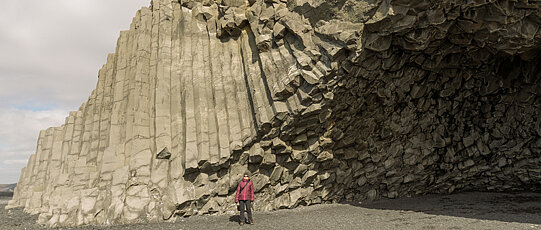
{"left": 239, "top": 30, "right": 260, "bottom": 135}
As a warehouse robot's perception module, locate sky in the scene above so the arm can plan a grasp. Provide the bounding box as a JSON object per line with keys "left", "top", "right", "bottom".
{"left": 0, "top": 0, "right": 150, "bottom": 184}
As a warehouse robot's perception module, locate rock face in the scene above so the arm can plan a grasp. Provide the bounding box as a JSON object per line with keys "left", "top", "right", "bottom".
{"left": 7, "top": 0, "right": 541, "bottom": 227}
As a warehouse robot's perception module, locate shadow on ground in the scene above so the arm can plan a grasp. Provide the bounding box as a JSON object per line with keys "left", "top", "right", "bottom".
{"left": 228, "top": 214, "right": 240, "bottom": 223}
{"left": 347, "top": 192, "right": 541, "bottom": 225}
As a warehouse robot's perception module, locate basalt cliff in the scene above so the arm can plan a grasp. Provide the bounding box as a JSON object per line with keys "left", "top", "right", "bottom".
{"left": 7, "top": 0, "right": 541, "bottom": 227}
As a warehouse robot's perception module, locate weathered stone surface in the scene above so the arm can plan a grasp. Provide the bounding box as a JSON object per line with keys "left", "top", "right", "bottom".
{"left": 7, "top": 0, "right": 541, "bottom": 227}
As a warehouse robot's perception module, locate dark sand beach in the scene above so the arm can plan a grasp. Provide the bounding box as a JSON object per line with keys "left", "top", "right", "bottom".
{"left": 1, "top": 192, "right": 541, "bottom": 230}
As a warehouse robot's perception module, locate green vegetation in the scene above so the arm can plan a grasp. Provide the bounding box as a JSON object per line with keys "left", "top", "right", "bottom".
{"left": 0, "top": 192, "right": 13, "bottom": 197}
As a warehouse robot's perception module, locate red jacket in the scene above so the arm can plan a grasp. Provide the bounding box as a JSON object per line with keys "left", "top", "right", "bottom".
{"left": 235, "top": 179, "right": 254, "bottom": 202}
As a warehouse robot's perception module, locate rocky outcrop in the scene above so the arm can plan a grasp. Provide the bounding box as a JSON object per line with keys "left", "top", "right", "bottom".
{"left": 7, "top": 0, "right": 541, "bottom": 227}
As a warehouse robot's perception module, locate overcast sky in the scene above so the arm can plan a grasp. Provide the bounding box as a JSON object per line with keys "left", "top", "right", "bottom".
{"left": 0, "top": 0, "right": 150, "bottom": 184}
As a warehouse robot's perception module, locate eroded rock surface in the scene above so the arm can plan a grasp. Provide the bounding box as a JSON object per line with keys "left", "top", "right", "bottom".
{"left": 7, "top": 0, "right": 541, "bottom": 227}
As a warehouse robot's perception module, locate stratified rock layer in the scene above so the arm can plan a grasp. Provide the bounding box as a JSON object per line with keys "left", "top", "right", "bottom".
{"left": 7, "top": 0, "right": 541, "bottom": 227}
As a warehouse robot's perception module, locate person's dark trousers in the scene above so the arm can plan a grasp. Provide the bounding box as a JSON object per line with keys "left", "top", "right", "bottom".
{"left": 239, "top": 200, "right": 253, "bottom": 223}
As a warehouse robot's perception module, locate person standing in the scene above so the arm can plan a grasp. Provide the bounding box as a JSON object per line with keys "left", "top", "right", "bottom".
{"left": 235, "top": 173, "right": 254, "bottom": 225}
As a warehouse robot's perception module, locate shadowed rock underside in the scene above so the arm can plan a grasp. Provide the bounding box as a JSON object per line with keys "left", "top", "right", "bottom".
{"left": 7, "top": 0, "right": 541, "bottom": 227}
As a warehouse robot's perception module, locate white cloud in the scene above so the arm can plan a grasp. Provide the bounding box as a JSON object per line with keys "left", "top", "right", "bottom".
{"left": 0, "top": 0, "right": 150, "bottom": 184}
{"left": 3, "top": 160, "right": 29, "bottom": 165}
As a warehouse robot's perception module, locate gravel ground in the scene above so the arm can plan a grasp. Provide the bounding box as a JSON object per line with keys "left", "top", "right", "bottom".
{"left": 1, "top": 192, "right": 541, "bottom": 230}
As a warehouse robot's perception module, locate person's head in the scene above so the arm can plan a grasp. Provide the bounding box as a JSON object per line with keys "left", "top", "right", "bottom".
{"left": 243, "top": 173, "right": 250, "bottom": 180}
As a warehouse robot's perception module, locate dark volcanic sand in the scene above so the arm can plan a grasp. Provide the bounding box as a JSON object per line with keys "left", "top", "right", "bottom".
{"left": 1, "top": 192, "right": 541, "bottom": 230}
